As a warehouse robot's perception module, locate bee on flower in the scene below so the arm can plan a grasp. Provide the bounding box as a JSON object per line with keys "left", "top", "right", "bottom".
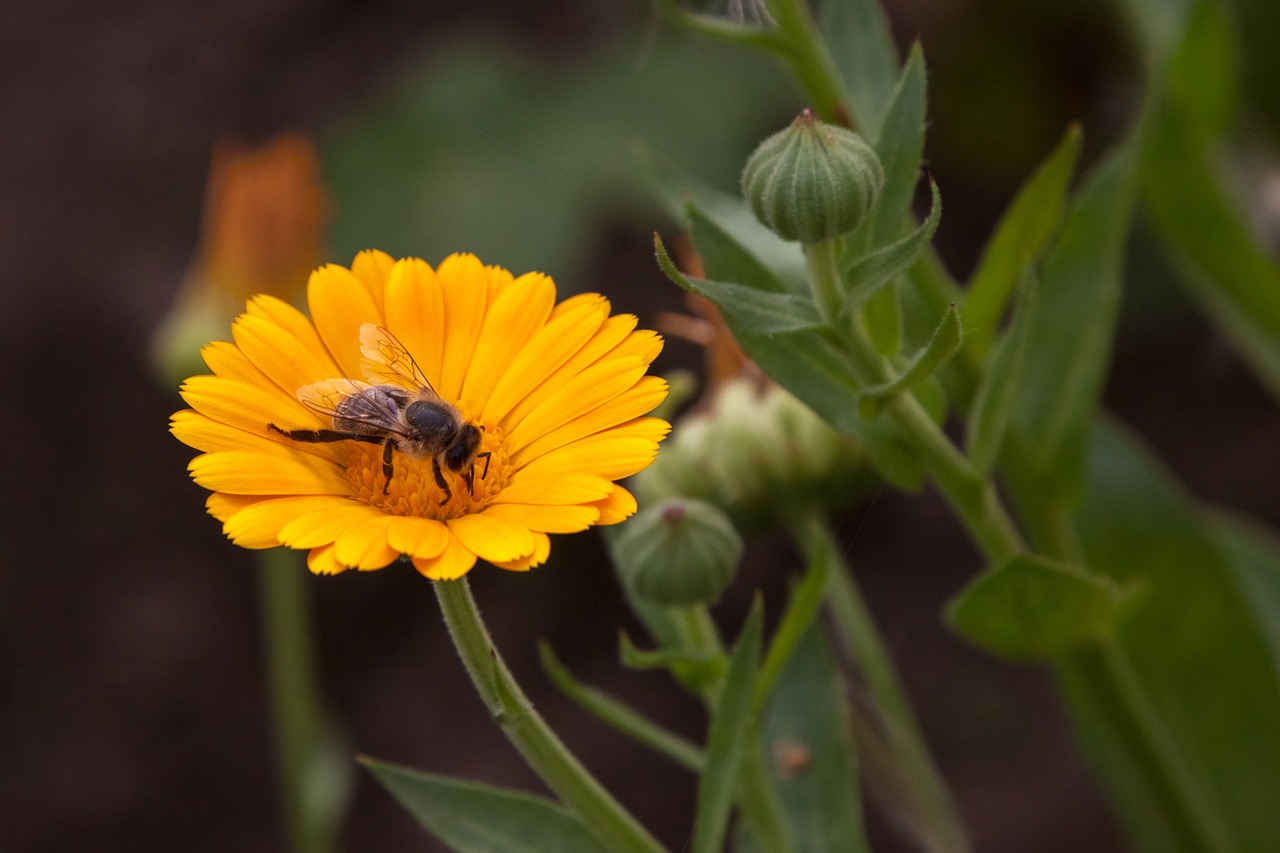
{"left": 172, "top": 251, "right": 669, "bottom": 579}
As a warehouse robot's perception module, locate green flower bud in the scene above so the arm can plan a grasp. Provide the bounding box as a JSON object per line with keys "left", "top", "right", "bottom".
{"left": 634, "top": 378, "right": 870, "bottom": 534}
{"left": 741, "top": 108, "right": 884, "bottom": 243}
{"left": 612, "top": 498, "right": 742, "bottom": 607}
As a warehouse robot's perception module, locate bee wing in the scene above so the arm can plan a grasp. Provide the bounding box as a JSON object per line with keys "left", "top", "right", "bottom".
{"left": 359, "top": 323, "right": 440, "bottom": 399}
{"left": 296, "top": 378, "right": 407, "bottom": 436}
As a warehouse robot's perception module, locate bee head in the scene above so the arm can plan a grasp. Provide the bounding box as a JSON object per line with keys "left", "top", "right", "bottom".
{"left": 444, "top": 423, "right": 482, "bottom": 472}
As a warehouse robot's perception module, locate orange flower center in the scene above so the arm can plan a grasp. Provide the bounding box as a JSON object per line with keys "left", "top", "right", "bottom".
{"left": 344, "top": 414, "right": 511, "bottom": 520}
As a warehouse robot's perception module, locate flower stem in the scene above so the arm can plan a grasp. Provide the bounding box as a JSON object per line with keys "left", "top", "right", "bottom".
{"left": 257, "top": 548, "right": 346, "bottom": 853}
{"left": 763, "top": 0, "right": 855, "bottom": 127}
{"left": 794, "top": 517, "right": 970, "bottom": 852}
{"left": 433, "top": 578, "right": 668, "bottom": 853}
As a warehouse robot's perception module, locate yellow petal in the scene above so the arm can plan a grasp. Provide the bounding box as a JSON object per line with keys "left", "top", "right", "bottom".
{"left": 549, "top": 291, "right": 608, "bottom": 321}
{"left": 500, "top": 312, "right": 637, "bottom": 428}
{"left": 412, "top": 535, "right": 477, "bottom": 580}
{"left": 277, "top": 501, "right": 386, "bottom": 548}
{"left": 233, "top": 312, "right": 339, "bottom": 397}
{"left": 514, "top": 433, "right": 662, "bottom": 482}
{"left": 446, "top": 512, "right": 536, "bottom": 563}
{"left": 172, "top": 410, "right": 343, "bottom": 463}
{"left": 181, "top": 373, "right": 321, "bottom": 435}
{"left": 493, "top": 472, "right": 615, "bottom": 506}
{"left": 307, "top": 544, "right": 349, "bottom": 575}
{"left": 223, "top": 495, "right": 340, "bottom": 548}
{"left": 387, "top": 516, "right": 451, "bottom": 559}
{"left": 592, "top": 485, "right": 638, "bottom": 525}
{"left": 245, "top": 295, "right": 337, "bottom": 373}
{"left": 481, "top": 502, "right": 599, "bottom": 534}
{"left": 512, "top": 376, "right": 668, "bottom": 468}
{"left": 505, "top": 357, "right": 651, "bottom": 452}
{"left": 491, "top": 532, "right": 551, "bottom": 572}
{"left": 308, "top": 263, "right": 381, "bottom": 378}
{"left": 383, "top": 258, "right": 445, "bottom": 391}
{"left": 190, "top": 449, "right": 350, "bottom": 495}
{"left": 484, "top": 297, "right": 608, "bottom": 424}
{"left": 201, "top": 340, "right": 266, "bottom": 383}
{"left": 208, "top": 492, "right": 262, "bottom": 522}
{"left": 435, "top": 253, "right": 489, "bottom": 402}
{"left": 459, "top": 272, "right": 555, "bottom": 411}
{"left": 333, "top": 515, "right": 399, "bottom": 569}
{"left": 350, "top": 249, "right": 395, "bottom": 314}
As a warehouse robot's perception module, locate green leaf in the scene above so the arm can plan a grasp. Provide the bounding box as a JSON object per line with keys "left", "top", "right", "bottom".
{"left": 866, "top": 43, "right": 927, "bottom": 248}
{"left": 1207, "top": 513, "right": 1280, "bottom": 682}
{"left": 693, "top": 603, "right": 764, "bottom": 853}
{"left": 945, "top": 554, "right": 1132, "bottom": 661}
{"left": 1141, "top": 2, "right": 1280, "bottom": 401}
{"left": 650, "top": 158, "right": 809, "bottom": 292}
{"left": 655, "top": 236, "right": 823, "bottom": 334}
{"left": 361, "top": 757, "right": 610, "bottom": 853}
{"left": 822, "top": 0, "right": 899, "bottom": 140}
{"left": 1012, "top": 140, "right": 1138, "bottom": 504}
{"left": 839, "top": 181, "right": 941, "bottom": 314}
{"left": 965, "top": 269, "right": 1038, "bottom": 476}
{"left": 686, "top": 201, "right": 796, "bottom": 294}
{"left": 674, "top": 201, "right": 929, "bottom": 490}
{"left": 619, "top": 630, "right": 726, "bottom": 681}
{"left": 539, "top": 642, "right": 706, "bottom": 774}
{"left": 1048, "top": 421, "right": 1280, "bottom": 851}
{"left": 739, "top": 625, "right": 870, "bottom": 853}
{"left": 962, "top": 125, "right": 1080, "bottom": 359}
{"left": 860, "top": 303, "right": 962, "bottom": 418}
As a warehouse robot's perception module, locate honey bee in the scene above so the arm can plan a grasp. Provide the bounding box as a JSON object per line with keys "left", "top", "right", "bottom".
{"left": 268, "top": 324, "right": 491, "bottom": 504}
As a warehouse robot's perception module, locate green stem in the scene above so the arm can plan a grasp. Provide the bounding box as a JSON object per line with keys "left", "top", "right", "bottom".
{"left": 257, "top": 549, "right": 345, "bottom": 853}
{"left": 803, "top": 239, "right": 848, "bottom": 327}
{"left": 806, "top": 238, "right": 1024, "bottom": 561}
{"left": 795, "top": 518, "right": 970, "bottom": 853}
{"left": 764, "top": 0, "right": 856, "bottom": 127}
{"left": 433, "top": 578, "right": 667, "bottom": 853}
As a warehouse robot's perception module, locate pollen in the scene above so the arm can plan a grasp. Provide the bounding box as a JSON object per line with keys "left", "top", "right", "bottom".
{"left": 345, "top": 416, "right": 512, "bottom": 520}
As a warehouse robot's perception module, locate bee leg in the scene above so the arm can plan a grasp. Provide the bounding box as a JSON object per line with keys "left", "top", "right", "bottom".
{"left": 432, "top": 457, "right": 453, "bottom": 506}
{"left": 477, "top": 451, "right": 492, "bottom": 480}
{"left": 381, "top": 439, "right": 397, "bottom": 495}
{"left": 269, "top": 424, "right": 385, "bottom": 445}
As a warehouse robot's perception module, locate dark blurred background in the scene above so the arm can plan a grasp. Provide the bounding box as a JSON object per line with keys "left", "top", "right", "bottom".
{"left": 3, "top": 1, "right": 1279, "bottom": 851}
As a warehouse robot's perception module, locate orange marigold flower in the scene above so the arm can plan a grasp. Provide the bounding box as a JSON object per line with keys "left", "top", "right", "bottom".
{"left": 172, "top": 251, "right": 670, "bottom": 579}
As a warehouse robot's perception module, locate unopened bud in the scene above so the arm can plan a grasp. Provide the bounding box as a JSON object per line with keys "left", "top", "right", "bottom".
{"left": 612, "top": 498, "right": 742, "bottom": 607}
{"left": 741, "top": 108, "right": 883, "bottom": 243}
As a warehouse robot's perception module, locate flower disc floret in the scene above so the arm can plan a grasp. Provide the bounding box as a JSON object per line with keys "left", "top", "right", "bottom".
{"left": 172, "top": 251, "right": 670, "bottom": 579}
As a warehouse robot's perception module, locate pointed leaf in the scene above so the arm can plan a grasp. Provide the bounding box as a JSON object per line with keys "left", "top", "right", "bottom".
{"left": 361, "top": 758, "right": 610, "bottom": 853}
{"left": 965, "top": 269, "right": 1038, "bottom": 476}
{"left": 693, "top": 603, "right": 764, "bottom": 853}
{"left": 840, "top": 181, "right": 941, "bottom": 314}
{"left": 686, "top": 200, "right": 796, "bottom": 294}
{"left": 866, "top": 43, "right": 927, "bottom": 247}
{"left": 945, "top": 554, "right": 1133, "bottom": 661}
{"left": 1012, "top": 141, "right": 1138, "bottom": 504}
{"left": 962, "top": 125, "right": 1080, "bottom": 359}
{"left": 1048, "top": 421, "right": 1280, "bottom": 850}
{"left": 823, "top": 0, "right": 899, "bottom": 140}
{"left": 656, "top": 236, "right": 823, "bottom": 334}
{"left": 740, "top": 625, "right": 870, "bottom": 853}
{"left": 539, "top": 642, "right": 705, "bottom": 773}
{"left": 860, "top": 304, "right": 962, "bottom": 418}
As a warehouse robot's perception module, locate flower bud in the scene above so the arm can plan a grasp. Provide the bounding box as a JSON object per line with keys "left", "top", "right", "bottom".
{"left": 741, "top": 108, "right": 883, "bottom": 243}
{"left": 634, "top": 378, "right": 869, "bottom": 534}
{"left": 612, "top": 498, "right": 742, "bottom": 607}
